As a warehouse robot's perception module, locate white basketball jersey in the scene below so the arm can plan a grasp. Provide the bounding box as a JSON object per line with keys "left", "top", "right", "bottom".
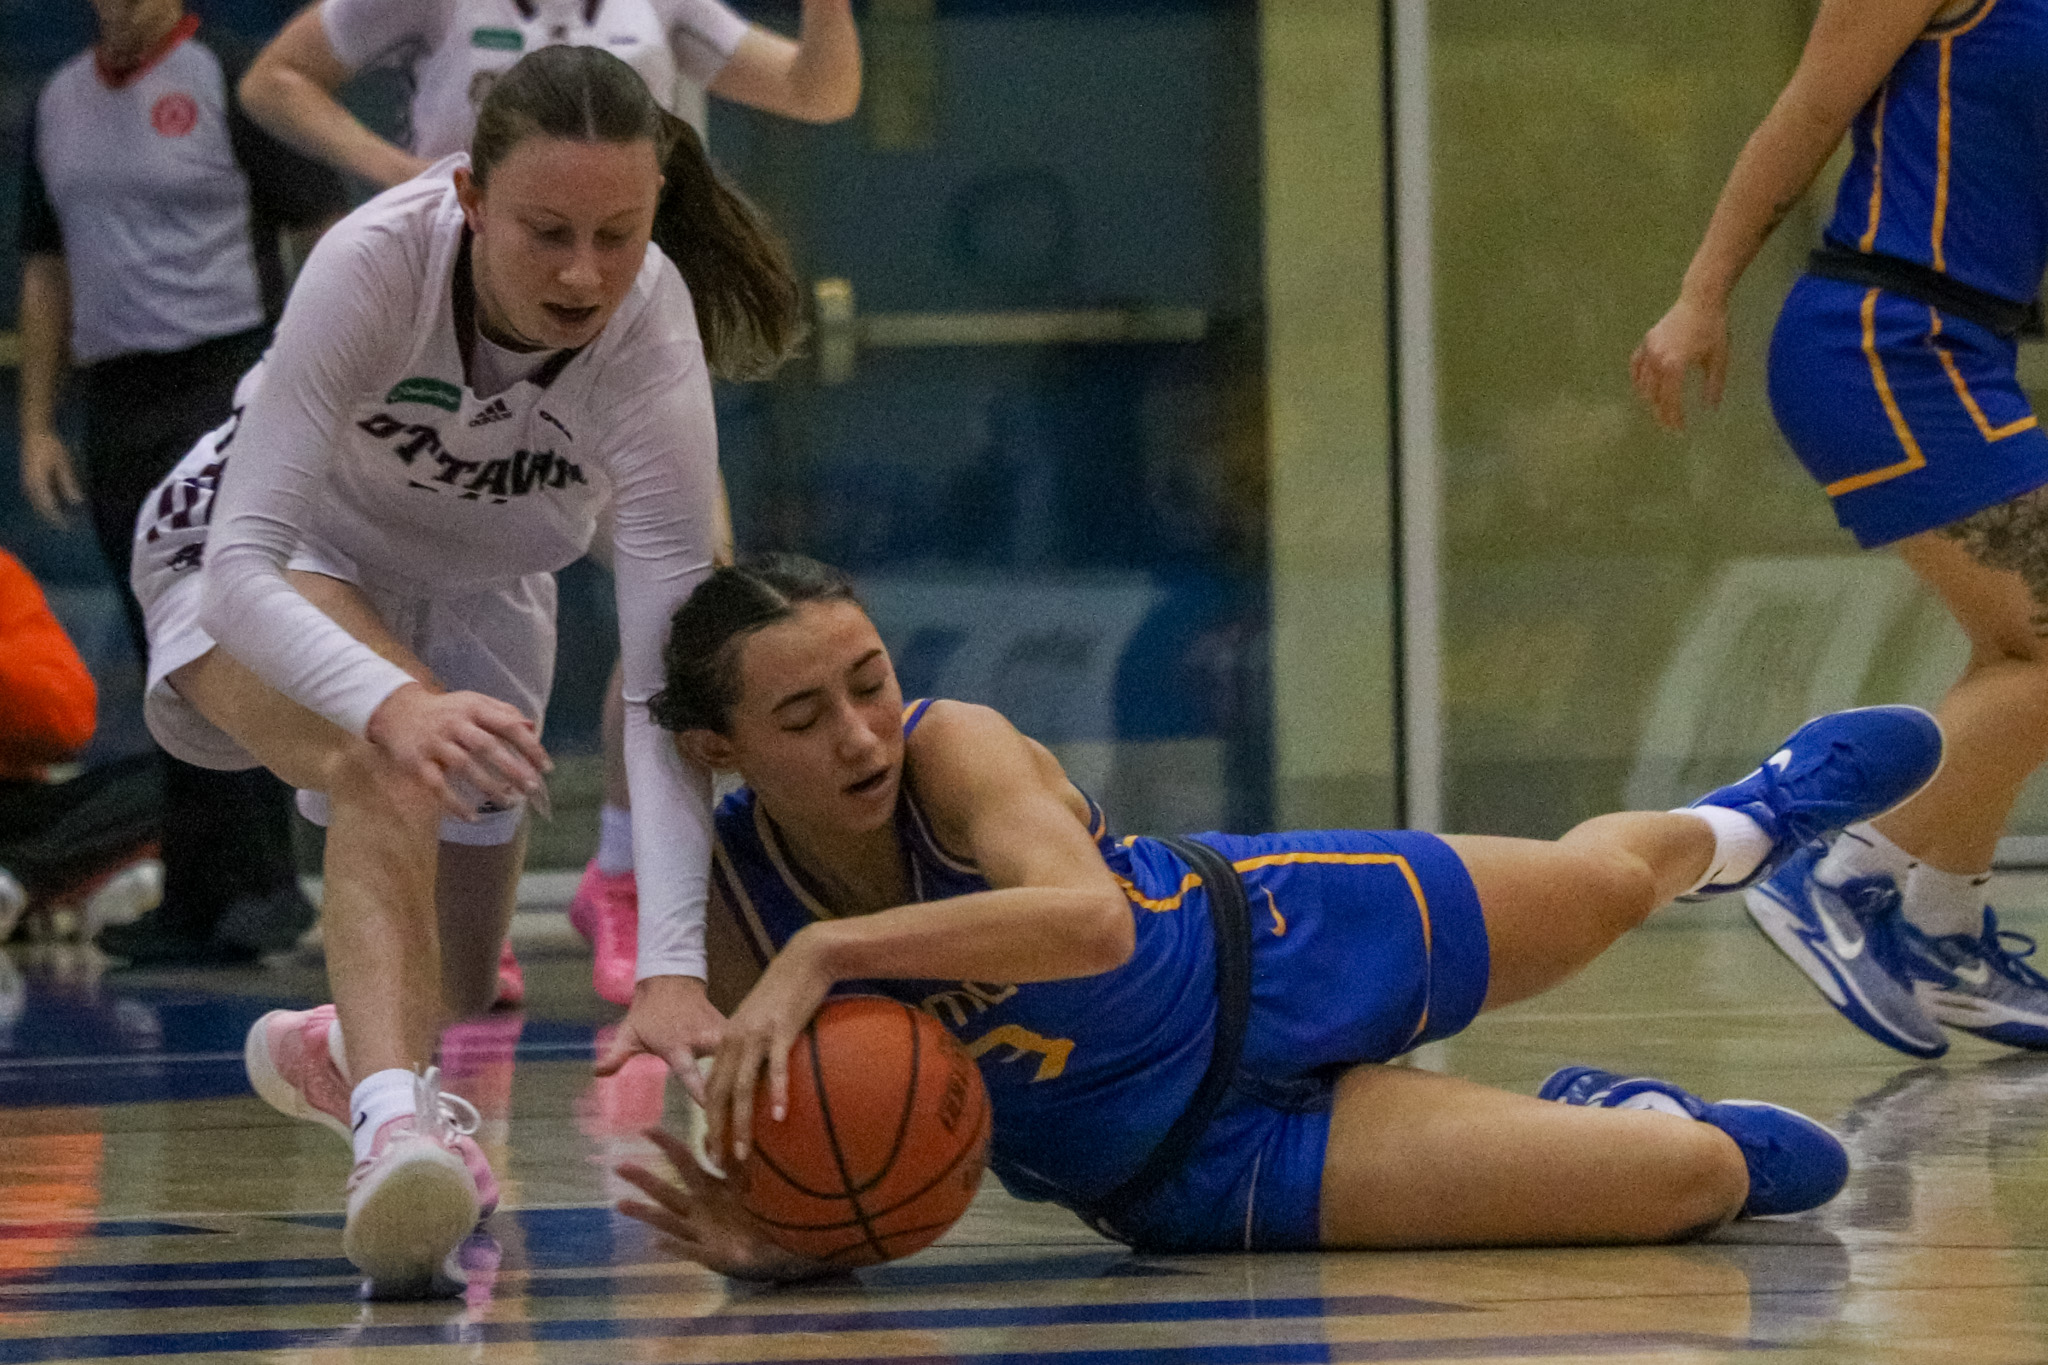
{"left": 322, "top": 0, "right": 750, "bottom": 156}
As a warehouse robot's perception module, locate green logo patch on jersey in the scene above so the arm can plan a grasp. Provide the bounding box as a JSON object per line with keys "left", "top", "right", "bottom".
{"left": 386, "top": 377, "right": 464, "bottom": 412}
{"left": 471, "top": 26, "right": 524, "bottom": 50}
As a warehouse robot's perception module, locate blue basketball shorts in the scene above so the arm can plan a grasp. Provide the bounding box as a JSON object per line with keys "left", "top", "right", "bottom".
{"left": 1103, "top": 829, "right": 1490, "bottom": 1252}
{"left": 1769, "top": 274, "right": 2048, "bottom": 548}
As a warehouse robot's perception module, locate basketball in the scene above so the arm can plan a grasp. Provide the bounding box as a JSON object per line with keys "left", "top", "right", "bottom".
{"left": 732, "top": 995, "right": 991, "bottom": 1267}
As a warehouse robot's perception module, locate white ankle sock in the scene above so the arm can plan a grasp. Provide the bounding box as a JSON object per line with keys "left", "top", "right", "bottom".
{"left": 1815, "top": 822, "right": 1916, "bottom": 888}
{"left": 350, "top": 1069, "right": 417, "bottom": 1164}
{"left": 595, "top": 804, "right": 635, "bottom": 876}
{"left": 1674, "top": 806, "right": 1775, "bottom": 895}
{"left": 1902, "top": 864, "right": 1991, "bottom": 939}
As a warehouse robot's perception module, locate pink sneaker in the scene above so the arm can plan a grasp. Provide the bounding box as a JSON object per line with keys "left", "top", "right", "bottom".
{"left": 244, "top": 1007, "right": 502, "bottom": 1217}
{"left": 493, "top": 941, "right": 525, "bottom": 1009}
{"left": 344, "top": 1068, "right": 479, "bottom": 1295}
{"left": 567, "top": 859, "right": 607, "bottom": 943}
{"left": 572, "top": 862, "right": 639, "bottom": 1006}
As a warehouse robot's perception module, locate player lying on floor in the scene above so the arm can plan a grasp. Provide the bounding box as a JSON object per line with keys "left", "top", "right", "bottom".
{"left": 614, "top": 554, "right": 1939, "bottom": 1276}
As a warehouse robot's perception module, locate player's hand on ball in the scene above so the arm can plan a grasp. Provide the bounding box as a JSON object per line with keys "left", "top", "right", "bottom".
{"left": 1631, "top": 294, "right": 1730, "bottom": 433}
{"left": 617, "top": 1129, "right": 825, "bottom": 1282}
{"left": 365, "top": 681, "right": 553, "bottom": 820}
{"left": 598, "top": 975, "right": 726, "bottom": 1099}
{"left": 706, "top": 928, "right": 836, "bottom": 1164}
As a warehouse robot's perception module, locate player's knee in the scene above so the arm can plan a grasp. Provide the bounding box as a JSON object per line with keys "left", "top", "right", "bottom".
{"left": 1578, "top": 844, "right": 1660, "bottom": 929}
{"left": 1644, "top": 1127, "right": 1747, "bottom": 1241}
{"left": 325, "top": 739, "right": 440, "bottom": 826}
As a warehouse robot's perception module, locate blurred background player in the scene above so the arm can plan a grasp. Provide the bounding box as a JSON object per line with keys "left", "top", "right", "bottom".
{"left": 0, "top": 546, "right": 160, "bottom": 947}
{"left": 16, "top": 0, "right": 347, "bottom": 966}
{"left": 237, "top": 0, "right": 861, "bottom": 1005}
{"left": 1633, "top": 0, "right": 2048, "bottom": 1057}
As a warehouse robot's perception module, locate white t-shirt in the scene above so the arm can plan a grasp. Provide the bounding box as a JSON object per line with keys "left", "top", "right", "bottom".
{"left": 195, "top": 157, "right": 718, "bottom": 979}
{"left": 321, "top": 0, "right": 751, "bottom": 154}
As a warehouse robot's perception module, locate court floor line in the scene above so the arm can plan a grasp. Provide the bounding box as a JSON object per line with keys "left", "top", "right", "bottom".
{"left": 0, "top": 1042, "right": 596, "bottom": 1071}
{"left": 0, "top": 1295, "right": 1481, "bottom": 1363}
{"left": 654, "top": 1340, "right": 1781, "bottom": 1364}
{"left": 0, "top": 1329, "right": 1781, "bottom": 1365}
{"left": 1494, "top": 1006, "right": 1838, "bottom": 1022}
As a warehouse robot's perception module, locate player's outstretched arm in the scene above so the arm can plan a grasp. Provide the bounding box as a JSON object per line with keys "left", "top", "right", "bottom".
{"left": 708, "top": 0, "right": 861, "bottom": 124}
{"left": 1631, "top": 0, "right": 1954, "bottom": 431}
{"left": 693, "top": 701, "right": 1131, "bottom": 1162}
{"left": 239, "top": 3, "right": 430, "bottom": 188}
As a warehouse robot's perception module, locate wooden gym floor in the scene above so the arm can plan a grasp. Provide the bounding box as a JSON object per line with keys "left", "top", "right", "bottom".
{"left": 5, "top": 887, "right": 2048, "bottom": 1365}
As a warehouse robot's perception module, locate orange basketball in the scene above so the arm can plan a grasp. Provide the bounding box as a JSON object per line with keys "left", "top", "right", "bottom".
{"left": 733, "top": 995, "right": 991, "bottom": 1267}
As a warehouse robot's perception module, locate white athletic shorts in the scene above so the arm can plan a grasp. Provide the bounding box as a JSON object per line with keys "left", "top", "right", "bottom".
{"left": 133, "top": 512, "right": 556, "bottom": 848}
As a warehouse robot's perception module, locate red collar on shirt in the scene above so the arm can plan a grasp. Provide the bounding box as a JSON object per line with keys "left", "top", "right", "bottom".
{"left": 96, "top": 12, "right": 199, "bottom": 89}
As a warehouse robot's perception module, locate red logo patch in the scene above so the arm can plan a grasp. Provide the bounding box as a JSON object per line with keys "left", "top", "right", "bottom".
{"left": 150, "top": 92, "right": 198, "bottom": 137}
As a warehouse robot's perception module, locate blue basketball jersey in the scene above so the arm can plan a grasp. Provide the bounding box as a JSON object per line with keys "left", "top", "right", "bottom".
{"left": 1824, "top": 0, "right": 2048, "bottom": 302}
{"left": 709, "top": 701, "right": 1220, "bottom": 1211}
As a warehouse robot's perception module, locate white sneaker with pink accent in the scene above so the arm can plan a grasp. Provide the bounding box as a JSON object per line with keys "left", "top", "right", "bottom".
{"left": 243, "top": 1006, "right": 502, "bottom": 1216}
{"left": 343, "top": 1067, "right": 480, "bottom": 1294}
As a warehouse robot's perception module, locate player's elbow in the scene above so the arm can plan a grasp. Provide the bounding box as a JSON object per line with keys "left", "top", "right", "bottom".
{"left": 808, "top": 80, "right": 861, "bottom": 124}
{"left": 1073, "top": 889, "right": 1135, "bottom": 975}
{"left": 237, "top": 59, "right": 292, "bottom": 128}
{"left": 783, "top": 70, "right": 861, "bottom": 124}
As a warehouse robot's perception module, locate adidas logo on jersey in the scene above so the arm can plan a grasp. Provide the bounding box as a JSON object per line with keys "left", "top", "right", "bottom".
{"left": 469, "top": 398, "right": 513, "bottom": 427}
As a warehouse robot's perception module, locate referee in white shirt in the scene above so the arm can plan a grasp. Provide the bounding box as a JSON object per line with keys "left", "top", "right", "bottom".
{"left": 16, "top": 0, "right": 347, "bottom": 965}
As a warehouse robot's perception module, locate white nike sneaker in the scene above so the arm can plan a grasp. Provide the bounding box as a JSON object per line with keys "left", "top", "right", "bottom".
{"left": 1745, "top": 846, "right": 1946, "bottom": 1058}
{"left": 1898, "top": 907, "right": 2048, "bottom": 1050}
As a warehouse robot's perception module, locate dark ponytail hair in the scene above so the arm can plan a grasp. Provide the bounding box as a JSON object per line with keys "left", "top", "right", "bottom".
{"left": 471, "top": 45, "right": 806, "bottom": 379}
{"left": 650, "top": 553, "right": 862, "bottom": 734}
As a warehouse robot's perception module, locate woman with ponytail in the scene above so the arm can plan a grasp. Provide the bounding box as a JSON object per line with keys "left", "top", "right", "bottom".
{"left": 127, "top": 44, "right": 800, "bottom": 1296}
{"left": 239, "top": 0, "right": 859, "bottom": 1010}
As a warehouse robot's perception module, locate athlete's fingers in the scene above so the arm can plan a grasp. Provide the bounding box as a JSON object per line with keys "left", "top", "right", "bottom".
{"left": 617, "top": 1197, "right": 706, "bottom": 1253}
{"left": 1703, "top": 343, "right": 1729, "bottom": 409}
{"left": 467, "top": 730, "right": 545, "bottom": 797}
{"left": 435, "top": 744, "right": 512, "bottom": 814}
{"left": 703, "top": 1045, "right": 737, "bottom": 1162}
{"left": 53, "top": 458, "right": 82, "bottom": 507}
{"left": 671, "top": 1049, "right": 710, "bottom": 1105}
{"left": 449, "top": 726, "right": 533, "bottom": 803}
{"left": 617, "top": 1161, "right": 693, "bottom": 1218}
{"left": 765, "top": 1027, "right": 791, "bottom": 1125}
{"left": 1650, "top": 358, "right": 1687, "bottom": 432}
{"left": 593, "top": 1023, "right": 639, "bottom": 1077}
{"left": 467, "top": 700, "right": 553, "bottom": 772}
{"left": 727, "top": 1038, "right": 764, "bottom": 1161}
{"left": 617, "top": 1196, "right": 693, "bottom": 1241}
{"left": 413, "top": 756, "right": 478, "bottom": 821}
{"left": 646, "top": 1126, "right": 708, "bottom": 1183}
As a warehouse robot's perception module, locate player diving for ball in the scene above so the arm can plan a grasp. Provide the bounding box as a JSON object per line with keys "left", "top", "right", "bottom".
{"left": 615, "top": 553, "right": 1942, "bottom": 1275}
{"left": 130, "top": 46, "right": 801, "bottom": 1294}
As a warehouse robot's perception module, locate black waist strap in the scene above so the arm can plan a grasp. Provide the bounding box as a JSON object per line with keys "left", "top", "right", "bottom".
{"left": 1085, "top": 835, "right": 1254, "bottom": 1237}
{"left": 1807, "top": 241, "right": 2042, "bottom": 340}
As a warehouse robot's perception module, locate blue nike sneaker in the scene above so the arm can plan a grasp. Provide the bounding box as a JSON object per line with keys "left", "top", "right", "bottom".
{"left": 1539, "top": 1065, "right": 1850, "bottom": 1217}
{"left": 1898, "top": 907, "right": 2048, "bottom": 1050}
{"left": 1681, "top": 705, "right": 1943, "bottom": 900}
{"left": 1744, "top": 846, "right": 1948, "bottom": 1058}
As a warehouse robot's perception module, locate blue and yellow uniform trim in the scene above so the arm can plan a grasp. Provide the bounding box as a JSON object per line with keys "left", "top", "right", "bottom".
{"left": 705, "top": 700, "right": 1491, "bottom": 1252}
{"left": 1772, "top": 0, "right": 2048, "bottom": 545}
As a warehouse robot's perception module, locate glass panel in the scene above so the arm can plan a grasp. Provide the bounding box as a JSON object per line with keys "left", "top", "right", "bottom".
{"left": 1427, "top": 0, "right": 2016, "bottom": 836}
{"left": 670, "top": 0, "right": 1273, "bottom": 846}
